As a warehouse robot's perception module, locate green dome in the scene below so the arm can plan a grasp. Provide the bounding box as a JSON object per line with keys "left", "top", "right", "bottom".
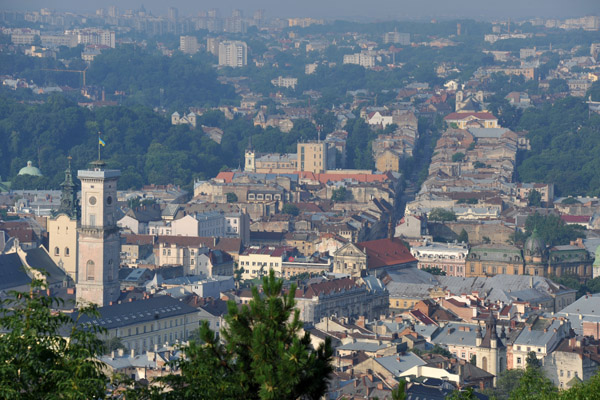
{"left": 18, "top": 161, "right": 43, "bottom": 177}
{"left": 525, "top": 229, "right": 545, "bottom": 256}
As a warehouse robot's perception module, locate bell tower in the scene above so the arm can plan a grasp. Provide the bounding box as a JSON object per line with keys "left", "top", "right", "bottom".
{"left": 76, "top": 160, "right": 121, "bottom": 307}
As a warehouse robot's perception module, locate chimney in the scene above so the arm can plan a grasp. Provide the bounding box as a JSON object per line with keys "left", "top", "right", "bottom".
{"left": 111, "top": 350, "right": 115, "bottom": 359}
{"left": 377, "top": 382, "right": 384, "bottom": 390}
{"left": 130, "top": 348, "right": 135, "bottom": 357}
{"left": 118, "top": 348, "right": 124, "bottom": 357}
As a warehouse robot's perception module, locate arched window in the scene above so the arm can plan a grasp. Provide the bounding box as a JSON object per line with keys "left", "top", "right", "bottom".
{"left": 482, "top": 356, "right": 488, "bottom": 372}
{"left": 54, "top": 247, "right": 60, "bottom": 256}
{"left": 64, "top": 247, "right": 70, "bottom": 257}
{"left": 86, "top": 260, "right": 95, "bottom": 281}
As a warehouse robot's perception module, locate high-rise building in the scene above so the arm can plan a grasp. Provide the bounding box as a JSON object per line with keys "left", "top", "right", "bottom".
{"left": 180, "top": 35, "right": 199, "bottom": 54}
{"left": 218, "top": 40, "right": 247, "bottom": 67}
{"left": 168, "top": 6, "right": 178, "bottom": 21}
{"left": 108, "top": 5, "right": 117, "bottom": 18}
{"left": 383, "top": 30, "right": 410, "bottom": 45}
{"left": 76, "top": 160, "right": 121, "bottom": 307}
{"left": 206, "top": 37, "right": 220, "bottom": 56}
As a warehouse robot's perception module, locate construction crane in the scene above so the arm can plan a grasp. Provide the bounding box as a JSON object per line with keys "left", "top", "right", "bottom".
{"left": 42, "top": 65, "right": 89, "bottom": 87}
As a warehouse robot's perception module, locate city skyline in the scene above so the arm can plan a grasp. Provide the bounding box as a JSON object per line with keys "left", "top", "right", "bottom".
{"left": 5, "top": 0, "right": 599, "bottom": 21}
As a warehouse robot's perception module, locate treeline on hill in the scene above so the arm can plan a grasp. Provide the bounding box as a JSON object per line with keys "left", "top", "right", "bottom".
{"left": 0, "top": 94, "right": 385, "bottom": 191}
{"left": 516, "top": 95, "right": 600, "bottom": 196}
{"left": 87, "top": 45, "right": 237, "bottom": 110}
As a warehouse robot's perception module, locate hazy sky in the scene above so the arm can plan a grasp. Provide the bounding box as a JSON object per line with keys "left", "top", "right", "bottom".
{"left": 4, "top": 0, "right": 599, "bottom": 20}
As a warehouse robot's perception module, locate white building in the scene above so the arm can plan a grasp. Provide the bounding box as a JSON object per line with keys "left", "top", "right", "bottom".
{"left": 238, "top": 246, "right": 294, "bottom": 280}
{"left": 218, "top": 41, "right": 247, "bottom": 67}
{"left": 271, "top": 76, "right": 298, "bottom": 89}
{"left": 343, "top": 53, "right": 376, "bottom": 68}
{"left": 410, "top": 242, "right": 469, "bottom": 277}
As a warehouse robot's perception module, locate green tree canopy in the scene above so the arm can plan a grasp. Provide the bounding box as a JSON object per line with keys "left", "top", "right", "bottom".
{"left": 282, "top": 203, "right": 300, "bottom": 216}
{"left": 0, "top": 280, "right": 108, "bottom": 399}
{"left": 428, "top": 208, "right": 457, "bottom": 222}
{"left": 151, "top": 270, "right": 333, "bottom": 400}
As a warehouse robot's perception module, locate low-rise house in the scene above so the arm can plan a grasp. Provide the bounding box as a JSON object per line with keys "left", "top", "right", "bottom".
{"left": 543, "top": 337, "right": 600, "bottom": 389}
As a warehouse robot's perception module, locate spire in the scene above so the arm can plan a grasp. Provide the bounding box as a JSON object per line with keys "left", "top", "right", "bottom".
{"left": 57, "top": 156, "right": 79, "bottom": 219}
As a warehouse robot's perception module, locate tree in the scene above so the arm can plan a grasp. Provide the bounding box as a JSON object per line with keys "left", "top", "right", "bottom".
{"left": 282, "top": 203, "right": 300, "bottom": 216}
{"left": 331, "top": 186, "right": 347, "bottom": 202}
{"left": 391, "top": 379, "right": 407, "bottom": 400}
{"left": 527, "top": 189, "right": 542, "bottom": 207}
{"left": 226, "top": 192, "right": 238, "bottom": 203}
{"left": 154, "top": 270, "right": 334, "bottom": 400}
{"left": 0, "top": 280, "right": 108, "bottom": 399}
{"left": 428, "top": 208, "right": 457, "bottom": 222}
{"left": 452, "top": 152, "right": 465, "bottom": 162}
{"left": 422, "top": 267, "right": 446, "bottom": 276}
{"left": 458, "top": 229, "right": 469, "bottom": 243}
{"left": 525, "top": 351, "right": 541, "bottom": 369}
{"left": 448, "top": 387, "right": 476, "bottom": 400}
{"left": 508, "top": 358, "right": 557, "bottom": 400}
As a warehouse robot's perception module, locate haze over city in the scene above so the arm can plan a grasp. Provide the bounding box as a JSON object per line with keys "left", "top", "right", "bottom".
{"left": 1, "top": 1, "right": 600, "bottom": 399}
{"left": 8, "top": 0, "right": 600, "bottom": 20}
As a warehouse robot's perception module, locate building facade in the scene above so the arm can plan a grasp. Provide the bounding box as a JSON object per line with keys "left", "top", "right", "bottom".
{"left": 76, "top": 162, "right": 121, "bottom": 307}
{"left": 218, "top": 40, "right": 247, "bottom": 67}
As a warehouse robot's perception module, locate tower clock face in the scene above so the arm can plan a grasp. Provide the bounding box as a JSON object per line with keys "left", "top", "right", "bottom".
{"left": 88, "top": 196, "right": 97, "bottom": 205}
{"left": 107, "top": 196, "right": 112, "bottom": 205}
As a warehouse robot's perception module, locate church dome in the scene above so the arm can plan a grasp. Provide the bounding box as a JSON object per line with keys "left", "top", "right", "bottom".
{"left": 524, "top": 230, "right": 545, "bottom": 256}
{"left": 18, "top": 161, "right": 43, "bottom": 177}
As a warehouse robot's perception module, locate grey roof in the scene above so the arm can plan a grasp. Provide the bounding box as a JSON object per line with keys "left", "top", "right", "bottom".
{"left": 467, "top": 128, "right": 510, "bottom": 139}
{"left": 433, "top": 323, "right": 479, "bottom": 347}
{"left": 77, "top": 296, "right": 198, "bottom": 330}
{"left": 375, "top": 352, "right": 427, "bottom": 376}
{"left": 0, "top": 253, "right": 31, "bottom": 290}
{"left": 554, "top": 293, "right": 600, "bottom": 335}
{"left": 513, "top": 319, "right": 563, "bottom": 347}
{"left": 24, "top": 247, "right": 68, "bottom": 286}
{"left": 385, "top": 267, "right": 438, "bottom": 285}
{"left": 338, "top": 341, "right": 388, "bottom": 352}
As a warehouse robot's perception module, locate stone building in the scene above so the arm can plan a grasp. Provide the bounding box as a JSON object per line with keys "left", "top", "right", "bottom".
{"left": 76, "top": 161, "right": 121, "bottom": 307}
{"left": 48, "top": 160, "right": 79, "bottom": 281}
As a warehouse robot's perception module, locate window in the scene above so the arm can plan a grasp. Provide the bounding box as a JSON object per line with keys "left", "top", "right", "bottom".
{"left": 517, "top": 357, "right": 522, "bottom": 364}
{"left": 54, "top": 247, "right": 59, "bottom": 256}
{"left": 89, "top": 214, "right": 96, "bottom": 226}
{"left": 86, "top": 260, "right": 95, "bottom": 281}
{"left": 64, "top": 247, "right": 70, "bottom": 256}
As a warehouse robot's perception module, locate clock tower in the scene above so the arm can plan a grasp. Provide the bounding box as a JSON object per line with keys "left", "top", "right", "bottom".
{"left": 76, "top": 160, "right": 121, "bottom": 307}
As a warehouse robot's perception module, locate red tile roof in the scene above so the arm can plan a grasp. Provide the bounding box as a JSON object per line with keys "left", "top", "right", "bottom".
{"left": 409, "top": 309, "right": 438, "bottom": 326}
{"left": 356, "top": 237, "right": 417, "bottom": 269}
{"left": 560, "top": 215, "right": 590, "bottom": 224}
{"left": 295, "top": 277, "right": 358, "bottom": 299}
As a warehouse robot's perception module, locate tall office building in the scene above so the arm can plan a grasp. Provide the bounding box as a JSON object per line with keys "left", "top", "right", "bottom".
{"left": 180, "top": 36, "right": 199, "bottom": 54}
{"left": 76, "top": 160, "right": 121, "bottom": 307}
{"left": 218, "top": 41, "right": 247, "bottom": 67}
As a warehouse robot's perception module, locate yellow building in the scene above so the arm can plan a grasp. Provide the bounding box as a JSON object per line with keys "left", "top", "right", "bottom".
{"left": 48, "top": 161, "right": 79, "bottom": 281}
{"left": 298, "top": 141, "right": 327, "bottom": 174}
{"left": 375, "top": 149, "right": 402, "bottom": 172}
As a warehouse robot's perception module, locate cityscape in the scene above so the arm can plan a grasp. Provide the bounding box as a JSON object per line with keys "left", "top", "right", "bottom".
{"left": 0, "top": 3, "right": 600, "bottom": 399}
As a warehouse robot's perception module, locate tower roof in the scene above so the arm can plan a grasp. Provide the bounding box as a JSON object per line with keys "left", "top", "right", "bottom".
{"left": 18, "top": 161, "right": 43, "bottom": 177}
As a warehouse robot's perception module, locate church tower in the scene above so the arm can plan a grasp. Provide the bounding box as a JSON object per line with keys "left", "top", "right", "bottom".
{"left": 76, "top": 160, "right": 121, "bottom": 307}
{"left": 48, "top": 158, "right": 79, "bottom": 281}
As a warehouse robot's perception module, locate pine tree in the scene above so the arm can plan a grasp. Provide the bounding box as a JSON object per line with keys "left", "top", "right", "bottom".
{"left": 153, "top": 269, "right": 334, "bottom": 400}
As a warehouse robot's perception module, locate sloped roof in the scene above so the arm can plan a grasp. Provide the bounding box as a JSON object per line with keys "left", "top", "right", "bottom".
{"left": 356, "top": 237, "right": 417, "bottom": 269}
{"left": 0, "top": 253, "right": 31, "bottom": 290}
